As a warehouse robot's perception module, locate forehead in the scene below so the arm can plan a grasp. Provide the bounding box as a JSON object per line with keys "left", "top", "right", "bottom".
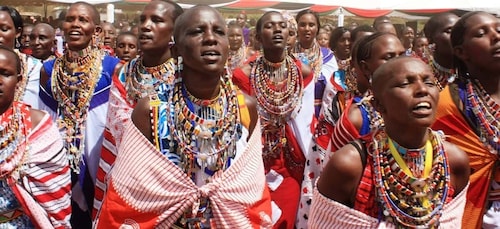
{"left": 183, "top": 8, "right": 224, "bottom": 28}
{"left": 298, "top": 13, "right": 316, "bottom": 23}
{"left": 0, "top": 11, "right": 14, "bottom": 25}
{"left": 67, "top": 4, "right": 95, "bottom": 20}
{"left": 32, "top": 26, "right": 51, "bottom": 35}
{"left": 142, "top": 1, "right": 172, "bottom": 18}
{"left": 237, "top": 14, "right": 246, "bottom": 19}
{"left": 228, "top": 26, "right": 242, "bottom": 33}
{"left": 372, "top": 35, "right": 403, "bottom": 52}
{"left": 464, "top": 13, "right": 499, "bottom": 30}
{"left": 117, "top": 34, "right": 137, "bottom": 42}
{"left": 0, "top": 50, "right": 18, "bottom": 69}
{"left": 262, "top": 13, "right": 285, "bottom": 23}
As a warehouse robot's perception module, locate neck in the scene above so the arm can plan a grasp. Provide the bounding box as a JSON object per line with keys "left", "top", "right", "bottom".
{"left": 66, "top": 46, "right": 93, "bottom": 61}
{"left": 334, "top": 50, "right": 348, "bottom": 60}
{"left": 433, "top": 51, "right": 453, "bottom": 69}
{"left": 182, "top": 68, "right": 222, "bottom": 100}
{"left": 263, "top": 48, "right": 286, "bottom": 63}
{"left": 142, "top": 49, "right": 171, "bottom": 67}
{"left": 299, "top": 39, "right": 314, "bottom": 49}
{"left": 385, "top": 123, "right": 429, "bottom": 149}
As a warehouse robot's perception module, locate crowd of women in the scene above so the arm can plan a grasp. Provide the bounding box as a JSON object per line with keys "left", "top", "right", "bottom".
{"left": 0, "top": 0, "right": 498, "bottom": 228}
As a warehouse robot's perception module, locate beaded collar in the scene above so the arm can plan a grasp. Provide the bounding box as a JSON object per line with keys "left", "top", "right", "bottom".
{"left": 0, "top": 102, "right": 30, "bottom": 180}
{"left": 228, "top": 45, "right": 246, "bottom": 71}
{"left": 163, "top": 71, "right": 242, "bottom": 177}
{"left": 465, "top": 78, "right": 500, "bottom": 155}
{"left": 52, "top": 47, "right": 104, "bottom": 172}
{"left": 429, "top": 55, "right": 456, "bottom": 91}
{"left": 295, "top": 40, "right": 322, "bottom": 82}
{"left": 125, "top": 57, "right": 176, "bottom": 105}
{"left": 13, "top": 50, "right": 30, "bottom": 102}
{"left": 65, "top": 46, "right": 94, "bottom": 70}
{"left": 371, "top": 129, "right": 451, "bottom": 228}
{"left": 250, "top": 53, "right": 303, "bottom": 169}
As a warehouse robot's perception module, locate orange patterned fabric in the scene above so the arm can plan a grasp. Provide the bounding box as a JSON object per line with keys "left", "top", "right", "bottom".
{"left": 432, "top": 85, "right": 500, "bottom": 229}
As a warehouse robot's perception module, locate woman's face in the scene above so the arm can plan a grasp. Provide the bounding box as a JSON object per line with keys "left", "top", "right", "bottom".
{"left": 63, "top": 4, "right": 97, "bottom": 51}
{"left": 297, "top": 13, "right": 318, "bottom": 45}
{"left": 431, "top": 14, "right": 458, "bottom": 56}
{"left": 456, "top": 12, "right": 500, "bottom": 72}
{"left": 228, "top": 26, "right": 243, "bottom": 51}
{"left": 335, "top": 31, "right": 351, "bottom": 59}
{"left": 0, "top": 11, "right": 19, "bottom": 48}
{"left": 175, "top": 7, "right": 228, "bottom": 75}
{"left": 257, "top": 12, "right": 289, "bottom": 51}
{"left": 139, "top": 1, "right": 175, "bottom": 53}
{"left": 374, "top": 58, "right": 439, "bottom": 128}
{"left": 0, "top": 49, "right": 20, "bottom": 114}
{"left": 115, "top": 34, "right": 138, "bottom": 62}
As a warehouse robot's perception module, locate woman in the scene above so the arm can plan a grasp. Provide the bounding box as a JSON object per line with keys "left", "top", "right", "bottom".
{"left": 423, "top": 12, "right": 459, "bottom": 89}
{"left": 311, "top": 56, "right": 470, "bottom": 228}
{"left": 227, "top": 23, "right": 247, "bottom": 71}
{"left": 113, "top": 31, "right": 138, "bottom": 62}
{"left": 0, "top": 45, "right": 71, "bottom": 228}
{"left": 0, "top": 6, "right": 42, "bottom": 109}
{"left": 329, "top": 27, "right": 351, "bottom": 90}
{"left": 95, "top": 5, "right": 272, "bottom": 228}
{"left": 232, "top": 11, "right": 312, "bottom": 228}
{"left": 432, "top": 11, "right": 500, "bottom": 229}
{"left": 94, "top": 0, "right": 183, "bottom": 218}
{"left": 38, "top": 2, "right": 121, "bottom": 227}
{"left": 293, "top": 10, "right": 339, "bottom": 227}
{"left": 331, "top": 33, "right": 406, "bottom": 152}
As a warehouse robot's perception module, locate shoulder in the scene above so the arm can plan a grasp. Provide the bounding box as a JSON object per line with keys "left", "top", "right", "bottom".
{"left": 317, "top": 142, "right": 364, "bottom": 206}
{"left": 347, "top": 101, "right": 363, "bottom": 132}
{"left": 29, "top": 108, "right": 47, "bottom": 129}
{"left": 442, "top": 140, "right": 470, "bottom": 196}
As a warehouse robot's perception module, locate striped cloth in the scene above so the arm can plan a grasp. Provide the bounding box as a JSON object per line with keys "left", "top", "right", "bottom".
{"left": 11, "top": 107, "right": 71, "bottom": 228}
{"left": 331, "top": 98, "right": 361, "bottom": 153}
{"left": 308, "top": 181, "right": 468, "bottom": 229}
{"left": 94, "top": 121, "right": 272, "bottom": 228}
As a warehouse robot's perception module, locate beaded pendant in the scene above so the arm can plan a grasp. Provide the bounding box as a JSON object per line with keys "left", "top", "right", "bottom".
{"left": 250, "top": 54, "right": 303, "bottom": 163}
{"left": 51, "top": 48, "right": 104, "bottom": 173}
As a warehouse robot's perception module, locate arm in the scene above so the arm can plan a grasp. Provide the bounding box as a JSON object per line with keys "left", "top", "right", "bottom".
{"left": 317, "top": 143, "right": 364, "bottom": 207}
{"left": 131, "top": 97, "right": 153, "bottom": 143}
{"left": 443, "top": 141, "right": 470, "bottom": 196}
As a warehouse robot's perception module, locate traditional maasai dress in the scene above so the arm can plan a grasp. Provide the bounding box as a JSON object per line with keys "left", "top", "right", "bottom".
{"left": 38, "top": 53, "right": 120, "bottom": 225}
{"left": 0, "top": 102, "right": 71, "bottom": 228}
{"left": 95, "top": 79, "right": 272, "bottom": 228}
{"left": 295, "top": 46, "right": 339, "bottom": 229}
{"left": 93, "top": 57, "right": 176, "bottom": 218}
{"left": 309, "top": 130, "right": 467, "bottom": 228}
{"left": 15, "top": 51, "right": 42, "bottom": 109}
{"left": 432, "top": 82, "right": 500, "bottom": 229}
{"left": 233, "top": 57, "right": 314, "bottom": 228}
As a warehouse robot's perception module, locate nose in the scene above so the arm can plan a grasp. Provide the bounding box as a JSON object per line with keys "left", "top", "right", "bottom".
{"left": 140, "top": 19, "right": 152, "bottom": 33}
{"left": 202, "top": 30, "right": 217, "bottom": 46}
{"left": 123, "top": 45, "right": 130, "bottom": 53}
{"left": 414, "top": 79, "right": 430, "bottom": 97}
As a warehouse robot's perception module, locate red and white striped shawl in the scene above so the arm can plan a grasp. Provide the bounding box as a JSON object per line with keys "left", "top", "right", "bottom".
{"left": 95, "top": 121, "right": 273, "bottom": 228}
{"left": 308, "top": 182, "right": 468, "bottom": 229}
{"left": 11, "top": 111, "right": 71, "bottom": 229}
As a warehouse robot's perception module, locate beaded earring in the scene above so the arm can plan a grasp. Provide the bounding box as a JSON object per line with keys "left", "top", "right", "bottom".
{"left": 177, "top": 56, "right": 183, "bottom": 73}
{"left": 169, "top": 36, "right": 175, "bottom": 47}
{"left": 15, "top": 39, "right": 20, "bottom": 49}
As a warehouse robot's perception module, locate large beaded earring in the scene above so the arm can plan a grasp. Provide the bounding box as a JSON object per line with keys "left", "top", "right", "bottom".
{"left": 177, "top": 56, "right": 183, "bottom": 73}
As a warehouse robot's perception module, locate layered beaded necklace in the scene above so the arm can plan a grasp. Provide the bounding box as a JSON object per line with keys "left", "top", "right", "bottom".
{"left": 295, "top": 40, "right": 322, "bottom": 82}
{"left": 0, "top": 102, "right": 30, "bottom": 180}
{"left": 371, "top": 129, "right": 451, "bottom": 228}
{"left": 250, "top": 54, "right": 302, "bottom": 163}
{"left": 165, "top": 71, "right": 242, "bottom": 178}
{"left": 125, "top": 57, "right": 176, "bottom": 105}
{"left": 51, "top": 46, "right": 104, "bottom": 172}
{"left": 465, "top": 78, "right": 500, "bottom": 155}
{"left": 228, "top": 45, "right": 246, "bottom": 71}
{"left": 13, "top": 50, "right": 30, "bottom": 102}
{"left": 428, "top": 55, "right": 456, "bottom": 91}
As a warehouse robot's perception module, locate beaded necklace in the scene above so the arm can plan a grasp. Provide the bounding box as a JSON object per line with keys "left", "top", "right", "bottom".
{"left": 428, "top": 55, "right": 456, "bottom": 91}
{"left": 228, "top": 45, "right": 246, "bottom": 71}
{"left": 371, "top": 129, "right": 451, "bottom": 228}
{"left": 165, "top": 71, "right": 242, "bottom": 177}
{"left": 465, "top": 78, "right": 500, "bottom": 155}
{"left": 125, "top": 57, "right": 176, "bottom": 105}
{"left": 51, "top": 46, "right": 104, "bottom": 172}
{"left": 250, "top": 54, "right": 302, "bottom": 163}
{"left": 0, "top": 102, "right": 30, "bottom": 180}
{"left": 295, "top": 40, "right": 322, "bottom": 82}
{"left": 13, "top": 50, "right": 30, "bottom": 102}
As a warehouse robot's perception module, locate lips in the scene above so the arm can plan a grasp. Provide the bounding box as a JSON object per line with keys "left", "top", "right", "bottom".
{"left": 201, "top": 50, "right": 221, "bottom": 62}
{"left": 67, "top": 31, "right": 83, "bottom": 40}
{"left": 412, "top": 101, "right": 433, "bottom": 116}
